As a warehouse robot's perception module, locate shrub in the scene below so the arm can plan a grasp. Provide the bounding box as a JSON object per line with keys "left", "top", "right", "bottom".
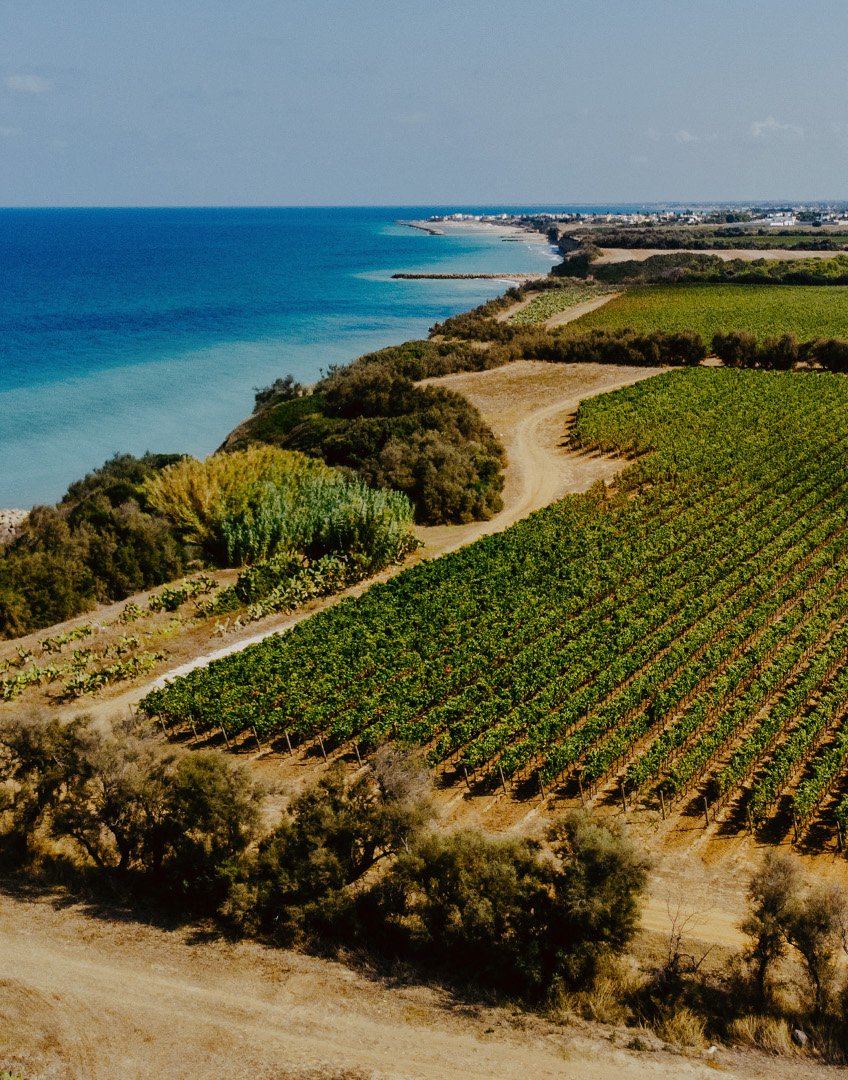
{"left": 760, "top": 333, "right": 800, "bottom": 370}
{"left": 0, "top": 712, "right": 261, "bottom": 913}
{"left": 144, "top": 446, "right": 334, "bottom": 560}
{"left": 712, "top": 330, "right": 758, "bottom": 368}
{"left": 363, "top": 810, "right": 648, "bottom": 999}
{"left": 728, "top": 1014, "right": 795, "bottom": 1055}
{"left": 144, "top": 444, "right": 417, "bottom": 570}
{"left": 785, "top": 881, "right": 848, "bottom": 1018}
{"left": 653, "top": 1005, "right": 707, "bottom": 1048}
{"left": 220, "top": 472, "right": 417, "bottom": 569}
{"left": 809, "top": 337, "right": 848, "bottom": 373}
{"left": 253, "top": 373, "right": 307, "bottom": 412}
{"left": 0, "top": 454, "right": 191, "bottom": 639}
{"left": 741, "top": 850, "right": 802, "bottom": 1007}
{"left": 251, "top": 756, "right": 432, "bottom": 945}
{"left": 741, "top": 851, "right": 848, "bottom": 1020}
{"left": 513, "top": 327, "right": 705, "bottom": 368}
{"left": 368, "top": 828, "right": 552, "bottom": 994}
{"left": 225, "top": 342, "right": 507, "bottom": 527}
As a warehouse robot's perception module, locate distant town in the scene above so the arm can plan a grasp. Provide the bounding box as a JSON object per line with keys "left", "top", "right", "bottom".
{"left": 431, "top": 204, "right": 848, "bottom": 229}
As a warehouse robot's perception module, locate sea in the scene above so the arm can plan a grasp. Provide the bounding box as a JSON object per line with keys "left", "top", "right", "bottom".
{"left": 0, "top": 206, "right": 567, "bottom": 508}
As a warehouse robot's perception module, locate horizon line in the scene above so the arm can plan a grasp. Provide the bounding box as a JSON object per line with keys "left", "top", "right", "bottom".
{"left": 1, "top": 199, "right": 846, "bottom": 211}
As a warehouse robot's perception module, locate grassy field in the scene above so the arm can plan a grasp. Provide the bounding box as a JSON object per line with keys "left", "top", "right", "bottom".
{"left": 563, "top": 284, "right": 848, "bottom": 341}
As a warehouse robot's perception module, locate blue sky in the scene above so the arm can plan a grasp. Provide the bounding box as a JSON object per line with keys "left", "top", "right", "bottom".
{"left": 1, "top": 0, "right": 846, "bottom": 206}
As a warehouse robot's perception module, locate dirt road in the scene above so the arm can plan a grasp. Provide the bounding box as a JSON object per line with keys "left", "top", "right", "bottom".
{"left": 418, "top": 361, "right": 660, "bottom": 554}
{"left": 0, "top": 889, "right": 820, "bottom": 1080}
{"left": 1, "top": 361, "right": 837, "bottom": 1079}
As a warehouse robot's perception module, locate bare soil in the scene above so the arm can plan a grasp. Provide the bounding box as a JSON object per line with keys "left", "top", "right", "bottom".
{"left": 417, "top": 360, "right": 660, "bottom": 555}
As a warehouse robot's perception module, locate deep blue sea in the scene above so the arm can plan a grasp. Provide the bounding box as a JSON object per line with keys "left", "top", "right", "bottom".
{"left": 0, "top": 206, "right": 567, "bottom": 507}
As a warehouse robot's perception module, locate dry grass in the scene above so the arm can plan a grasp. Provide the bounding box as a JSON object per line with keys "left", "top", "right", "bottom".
{"left": 652, "top": 1006, "right": 707, "bottom": 1049}
{"left": 728, "top": 1014, "right": 796, "bottom": 1056}
{"left": 551, "top": 957, "right": 641, "bottom": 1026}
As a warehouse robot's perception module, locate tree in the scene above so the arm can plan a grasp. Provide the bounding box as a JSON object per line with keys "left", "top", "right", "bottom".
{"left": 741, "top": 850, "right": 803, "bottom": 1006}
{"left": 742, "top": 851, "right": 848, "bottom": 1019}
{"left": 253, "top": 374, "right": 307, "bottom": 412}
{"left": 253, "top": 756, "right": 432, "bottom": 944}
{"left": 711, "top": 331, "right": 758, "bottom": 368}
{"left": 545, "top": 811, "right": 649, "bottom": 987}
{"left": 0, "top": 713, "right": 261, "bottom": 914}
{"left": 786, "top": 881, "right": 848, "bottom": 1019}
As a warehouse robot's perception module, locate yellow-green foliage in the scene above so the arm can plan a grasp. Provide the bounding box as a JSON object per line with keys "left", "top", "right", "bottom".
{"left": 144, "top": 446, "right": 334, "bottom": 550}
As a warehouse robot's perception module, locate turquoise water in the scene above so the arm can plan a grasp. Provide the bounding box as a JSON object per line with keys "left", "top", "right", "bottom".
{"left": 0, "top": 207, "right": 557, "bottom": 507}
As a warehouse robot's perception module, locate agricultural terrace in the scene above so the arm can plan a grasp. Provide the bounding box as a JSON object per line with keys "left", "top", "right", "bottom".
{"left": 144, "top": 368, "right": 848, "bottom": 850}
{"left": 563, "top": 284, "right": 848, "bottom": 341}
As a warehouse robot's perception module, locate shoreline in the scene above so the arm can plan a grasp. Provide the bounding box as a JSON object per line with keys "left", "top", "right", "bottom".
{"left": 392, "top": 271, "right": 545, "bottom": 281}
{"left": 400, "top": 216, "right": 554, "bottom": 245}
{"left": 4, "top": 216, "right": 561, "bottom": 514}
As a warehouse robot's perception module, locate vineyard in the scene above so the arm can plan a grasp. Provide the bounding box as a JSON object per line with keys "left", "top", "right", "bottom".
{"left": 562, "top": 284, "right": 848, "bottom": 341}
{"left": 142, "top": 368, "right": 848, "bottom": 850}
{"left": 508, "top": 283, "right": 613, "bottom": 326}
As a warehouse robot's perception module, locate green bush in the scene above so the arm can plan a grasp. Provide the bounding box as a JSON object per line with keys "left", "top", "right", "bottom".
{"left": 235, "top": 352, "right": 506, "bottom": 525}
{"left": 220, "top": 472, "right": 417, "bottom": 569}
{"left": 250, "top": 755, "right": 432, "bottom": 945}
{"left": 0, "top": 712, "right": 260, "bottom": 913}
{"left": 362, "top": 811, "right": 648, "bottom": 998}
{"left": 0, "top": 454, "right": 191, "bottom": 639}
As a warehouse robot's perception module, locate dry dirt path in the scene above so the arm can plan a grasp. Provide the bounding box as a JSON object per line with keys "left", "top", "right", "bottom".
{"left": 416, "top": 360, "right": 660, "bottom": 554}
{"left": 0, "top": 889, "right": 825, "bottom": 1080}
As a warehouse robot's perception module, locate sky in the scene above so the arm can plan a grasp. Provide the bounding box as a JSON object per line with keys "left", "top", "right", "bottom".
{"left": 1, "top": 0, "right": 847, "bottom": 206}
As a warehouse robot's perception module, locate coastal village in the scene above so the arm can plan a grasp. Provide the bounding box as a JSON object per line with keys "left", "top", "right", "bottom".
{"left": 431, "top": 204, "right": 848, "bottom": 229}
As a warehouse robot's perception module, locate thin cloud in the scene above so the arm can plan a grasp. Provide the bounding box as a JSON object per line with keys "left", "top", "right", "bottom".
{"left": 5, "top": 74, "right": 50, "bottom": 94}
{"left": 0, "top": 125, "right": 20, "bottom": 137}
{"left": 673, "top": 129, "right": 698, "bottom": 144}
{"left": 751, "top": 116, "right": 803, "bottom": 140}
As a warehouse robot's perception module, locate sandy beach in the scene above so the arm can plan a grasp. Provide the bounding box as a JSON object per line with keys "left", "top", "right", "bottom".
{"left": 403, "top": 217, "right": 555, "bottom": 245}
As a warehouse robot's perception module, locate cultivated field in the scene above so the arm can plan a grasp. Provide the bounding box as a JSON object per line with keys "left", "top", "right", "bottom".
{"left": 508, "top": 283, "right": 614, "bottom": 325}
{"left": 563, "top": 284, "right": 848, "bottom": 340}
{"left": 144, "top": 367, "right": 848, "bottom": 852}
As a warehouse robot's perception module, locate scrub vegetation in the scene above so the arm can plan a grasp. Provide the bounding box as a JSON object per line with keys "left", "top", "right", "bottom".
{"left": 0, "top": 447, "right": 417, "bottom": 641}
